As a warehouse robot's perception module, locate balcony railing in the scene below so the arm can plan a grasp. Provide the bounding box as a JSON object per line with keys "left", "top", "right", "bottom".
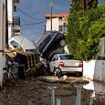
{"left": 13, "top": 16, "right": 20, "bottom": 35}
{"left": 13, "top": 16, "right": 20, "bottom": 26}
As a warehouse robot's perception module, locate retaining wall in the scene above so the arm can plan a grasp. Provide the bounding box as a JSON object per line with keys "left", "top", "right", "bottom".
{"left": 83, "top": 60, "right": 105, "bottom": 82}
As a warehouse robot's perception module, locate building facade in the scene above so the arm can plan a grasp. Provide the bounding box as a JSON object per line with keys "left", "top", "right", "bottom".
{"left": 0, "top": 0, "right": 7, "bottom": 87}
{"left": 45, "top": 13, "right": 68, "bottom": 33}
{"left": 8, "top": 0, "right": 20, "bottom": 39}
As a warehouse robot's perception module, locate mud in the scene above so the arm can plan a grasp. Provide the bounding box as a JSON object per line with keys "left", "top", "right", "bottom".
{"left": 0, "top": 76, "right": 105, "bottom": 105}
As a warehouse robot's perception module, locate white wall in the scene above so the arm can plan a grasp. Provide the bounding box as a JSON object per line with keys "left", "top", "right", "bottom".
{"left": 83, "top": 60, "right": 105, "bottom": 82}
{"left": 8, "top": 0, "right": 13, "bottom": 39}
{"left": 46, "top": 18, "right": 59, "bottom": 31}
{"left": 8, "top": 0, "right": 13, "bottom": 22}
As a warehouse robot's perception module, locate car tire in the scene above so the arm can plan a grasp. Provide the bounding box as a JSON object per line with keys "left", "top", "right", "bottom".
{"left": 76, "top": 72, "right": 83, "bottom": 77}
{"left": 53, "top": 67, "right": 62, "bottom": 78}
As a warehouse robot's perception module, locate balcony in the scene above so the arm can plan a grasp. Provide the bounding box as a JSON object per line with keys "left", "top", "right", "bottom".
{"left": 13, "top": 16, "right": 20, "bottom": 26}
{"left": 13, "top": 16, "right": 20, "bottom": 35}
{"left": 14, "top": 0, "right": 20, "bottom": 4}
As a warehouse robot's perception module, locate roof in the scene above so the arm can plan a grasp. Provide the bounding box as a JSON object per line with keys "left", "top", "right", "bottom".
{"left": 45, "top": 13, "right": 68, "bottom": 18}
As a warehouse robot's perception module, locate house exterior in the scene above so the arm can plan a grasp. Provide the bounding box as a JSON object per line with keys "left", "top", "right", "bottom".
{"left": 0, "top": 0, "right": 7, "bottom": 87}
{"left": 45, "top": 13, "right": 68, "bottom": 33}
{"left": 8, "top": 0, "right": 20, "bottom": 39}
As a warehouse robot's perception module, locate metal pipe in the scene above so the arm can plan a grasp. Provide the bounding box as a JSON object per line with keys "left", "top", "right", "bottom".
{"left": 48, "top": 86, "right": 57, "bottom": 105}
{"left": 56, "top": 97, "right": 61, "bottom": 105}
{"left": 75, "top": 86, "right": 82, "bottom": 105}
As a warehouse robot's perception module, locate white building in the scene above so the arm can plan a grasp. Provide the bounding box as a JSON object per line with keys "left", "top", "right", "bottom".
{"left": 0, "top": 0, "right": 7, "bottom": 87}
{"left": 8, "top": 0, "right": 20, "bottom": 39}
{"left": 45, "top": 13, "right": 68, "bottom": 33}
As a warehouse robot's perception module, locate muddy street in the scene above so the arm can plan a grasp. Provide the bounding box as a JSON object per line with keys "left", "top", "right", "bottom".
{"left": 0, "top": 76, "right": 105, "bottom": 105}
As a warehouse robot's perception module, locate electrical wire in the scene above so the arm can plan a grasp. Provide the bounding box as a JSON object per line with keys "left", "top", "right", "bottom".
{"left": 21, "top": 21, "right": 46, "bottom": 27}
{"left": 16, "top": 10, "right": 37, "bottom": 35}
{"left": 16, "top": 7, "right": 45, "bottom": 21}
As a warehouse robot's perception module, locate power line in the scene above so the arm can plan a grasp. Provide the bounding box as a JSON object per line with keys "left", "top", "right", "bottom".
{"left": 16, "top": 10, "right": 37, "bottom": 35}
{"left": 16, "top": 7, "right": 45, "bottom": 21}
{"left": 21, "top": 21, "right": 46, "bottom": 27}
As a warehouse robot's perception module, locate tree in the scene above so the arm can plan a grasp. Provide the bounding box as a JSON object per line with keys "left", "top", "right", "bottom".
{"left": 71, "top": 0, "right": 98, "bottom": 11}
{"left": 66, "top": 1, "right": 105, "bottom": 60}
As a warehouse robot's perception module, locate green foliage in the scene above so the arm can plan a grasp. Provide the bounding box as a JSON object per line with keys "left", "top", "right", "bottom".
{"left": 66, "top": 3, "right": 105, "bottom": 60}
{"left": 71, "top": 0, "right": 80, "bottom": 11}
{"left": 88, "top": 0, "right": 98, "bottom": 9}
{"left": 71, "top": 0, "right": 98, "bottom": 11}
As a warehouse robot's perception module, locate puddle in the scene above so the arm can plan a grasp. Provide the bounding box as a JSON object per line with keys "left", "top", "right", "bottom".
{"left": 48, "top": 81, "right": 105, "bottom": 105}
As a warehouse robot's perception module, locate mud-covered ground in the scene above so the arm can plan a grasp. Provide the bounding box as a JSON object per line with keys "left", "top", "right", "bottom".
{"left": 0, "top": 76, "right": 105, "bottom": 105}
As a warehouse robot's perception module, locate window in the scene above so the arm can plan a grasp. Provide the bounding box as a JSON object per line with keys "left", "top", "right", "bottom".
{"left": 52, "top": 56, "right": 58, "bottom": 61}
{"left": 14, "top": 0, "right": 20, "bottom": 4}
{"left": 60, "top": 55, "right": 75, "bottom": 60}
{"left": 59, "top": 17, "right": 62, "bottom": 20}
{"left": 38, "top": 35, "right": 52, "bottom": 52}
{"left": 14, "top": 5, "right": 17, "bottom": 12}
{"left": 13, "top": 16, "right": 20, "bottom": 26}
{"left": 59, "top": 25, "right": 63, "bottom": 32}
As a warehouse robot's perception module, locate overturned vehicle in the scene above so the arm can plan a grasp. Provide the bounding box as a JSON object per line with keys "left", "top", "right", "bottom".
{"left": 34, "top": 31, "right": 66, "bottom": 60}
{"left": 3, "top": 31, "right": 66, "bottom": 85}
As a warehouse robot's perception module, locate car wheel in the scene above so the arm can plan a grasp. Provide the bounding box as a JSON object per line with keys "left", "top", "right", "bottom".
{"left": 53, "top": 67, "right": 62, "bottom": 78}
{"left": 76, "top": 72, "right": 82, "bottom": 77}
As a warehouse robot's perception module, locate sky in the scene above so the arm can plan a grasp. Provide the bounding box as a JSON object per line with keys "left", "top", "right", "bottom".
{"left": 17, "top": 0, "right": 70, "bottom": 41}
{"left": 17, "top": 0, "right": 104, "bottom": 41}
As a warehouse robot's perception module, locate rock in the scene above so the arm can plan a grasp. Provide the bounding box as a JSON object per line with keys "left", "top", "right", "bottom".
{"left": 63, "top": 75, "right": 68, "bottom": 80}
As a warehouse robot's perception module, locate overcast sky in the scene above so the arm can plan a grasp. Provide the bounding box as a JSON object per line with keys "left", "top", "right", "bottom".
{"left": 17, "top": 0, "right": 104, "bottom": 41}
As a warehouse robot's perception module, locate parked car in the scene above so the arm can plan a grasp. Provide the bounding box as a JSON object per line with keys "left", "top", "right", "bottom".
{"left": 49, "top": 54, "right": 83, "bottom": 76}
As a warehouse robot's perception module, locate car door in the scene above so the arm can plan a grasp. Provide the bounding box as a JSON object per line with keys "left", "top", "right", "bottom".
{"left": 49, "top": 55, "right": 58, "bottom": 72}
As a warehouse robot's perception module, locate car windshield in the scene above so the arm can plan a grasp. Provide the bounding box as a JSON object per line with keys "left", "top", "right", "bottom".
{"left": 60, "top": 55, "right": 75, "bottom": 60}
{"left": 10, "top": 40, "right": 24, "bottom": 51}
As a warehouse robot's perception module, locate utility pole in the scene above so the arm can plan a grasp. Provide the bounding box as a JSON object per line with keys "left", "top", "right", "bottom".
{"left": 50, "top": 1, "right": 53, "bottom": 31}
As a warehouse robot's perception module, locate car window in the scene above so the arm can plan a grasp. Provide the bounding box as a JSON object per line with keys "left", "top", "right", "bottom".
{"left": 38, "top": 35, "right": 52, "bottom": 52}
{"left": 10, "top": 40, "right": 24, "bottom": 51}
{"left": 60, "top": 55, "right": 75, "bottom": 60}
{"left": 52, "top": 55, "right": 58, "bottom": 61}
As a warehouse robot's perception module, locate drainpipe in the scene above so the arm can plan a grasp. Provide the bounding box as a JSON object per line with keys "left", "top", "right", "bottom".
{"left": 5, "top": 0, "right": 8, "bottom": 49}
